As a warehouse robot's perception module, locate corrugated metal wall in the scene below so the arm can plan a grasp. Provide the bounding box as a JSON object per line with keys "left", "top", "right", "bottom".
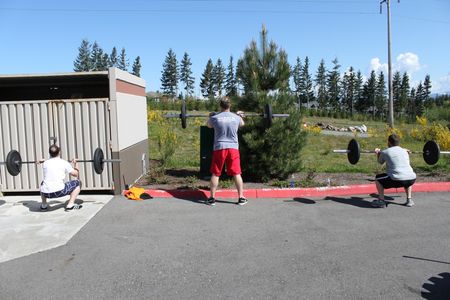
{"left": 0, "top": 98, "right": 112, "bottom": 192}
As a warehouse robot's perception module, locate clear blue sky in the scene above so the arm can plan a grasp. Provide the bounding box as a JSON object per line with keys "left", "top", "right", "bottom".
{"left": 1, "top": 0, "right": 449, "bottom": 95}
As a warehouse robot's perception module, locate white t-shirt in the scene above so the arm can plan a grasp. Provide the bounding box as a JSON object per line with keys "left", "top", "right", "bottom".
{"left": 40, "top": 157, "right": 74, "bottom": 193}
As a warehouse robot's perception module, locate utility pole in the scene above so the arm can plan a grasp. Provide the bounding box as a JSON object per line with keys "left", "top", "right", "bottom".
{"left": 380, "top": 0, "right": 399, "bottom": 128}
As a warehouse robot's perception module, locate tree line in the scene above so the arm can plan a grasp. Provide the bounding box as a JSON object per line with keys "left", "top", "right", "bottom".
{"left": 73, "top": 39, "right": 142, "bottom": 77}
{"left": 159, "top": 30, "right": 440, "bottom": 121}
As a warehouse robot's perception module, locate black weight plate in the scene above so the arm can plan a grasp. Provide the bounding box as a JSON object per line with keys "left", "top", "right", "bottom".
{"left": 347, "top": 139, "right": 360, "bottom": 165}
{"left": 264, "top": 104, "right": 273, "bottom": 128}
{"left": 423, "top": 140, "right": 440, "bottom": 165}
{"left": 181, "top": 101, "right": 187, "bottom": 129}
{"left": 6, "top": 150, "right": 22, "bottom": 176}
{"left": 93, "top": 148, "right": 104, "bottom": 174}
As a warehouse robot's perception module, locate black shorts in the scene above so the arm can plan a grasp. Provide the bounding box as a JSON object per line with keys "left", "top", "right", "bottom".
{"left": 375, "top": 173, "right": 415, "bottom": 189}
{"left": 41, "top": 180, "right": 81, "bottom": 199}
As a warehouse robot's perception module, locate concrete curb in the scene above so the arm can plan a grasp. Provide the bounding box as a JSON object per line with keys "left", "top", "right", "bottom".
{"left": 143, "top": 182, "right": 450, "bottom": 199}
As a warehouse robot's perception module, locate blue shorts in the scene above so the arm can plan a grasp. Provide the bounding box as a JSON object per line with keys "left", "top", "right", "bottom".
{"left": 41, "top": 180, "right": 81, "bottom": 199}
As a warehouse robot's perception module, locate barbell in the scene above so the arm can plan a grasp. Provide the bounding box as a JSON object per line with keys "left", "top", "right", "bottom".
{"left": 333, "top": 139, "right": 449, "bottom": 165}
{"left": 164, "top": 102, "right": 290, "bottom": 129}
{"left": 0, "top": 148, "right": 121, "bottom": 176}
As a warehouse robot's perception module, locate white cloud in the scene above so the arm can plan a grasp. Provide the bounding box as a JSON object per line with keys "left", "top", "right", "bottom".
{"left": 369, "top": 57, "right": 388, "bottom": 75}
{"left": 396, "top": 52, "right": 421, "bottom": 75}
{"left": 432, "top": 74, "right": 450, "bottom": 94}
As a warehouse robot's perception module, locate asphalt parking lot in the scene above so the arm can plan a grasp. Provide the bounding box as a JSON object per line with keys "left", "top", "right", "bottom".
{"left": 0, "top": 192, "right": 449, "bottom": 299}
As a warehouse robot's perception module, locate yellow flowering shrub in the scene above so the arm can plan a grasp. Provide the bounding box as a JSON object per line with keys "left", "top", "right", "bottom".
{"left": 304, "top": 125, "right": 322, "bottom": 135}
{"left": 409, "top": 116, "right": 450, "bottom": 150}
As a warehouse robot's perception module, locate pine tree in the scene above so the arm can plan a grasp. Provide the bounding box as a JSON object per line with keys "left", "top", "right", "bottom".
{"left": 109, "top": 47, "right": 118, "bottom": 68}
{"left": 407, "top": 87, "right": 416, "bottom": 120}
{"left": 236, "top": 25, "right": 290, "bottom": 95}
{"left": 375, "top": 72, "right": 387, "bottom": 118}
{"left": 342, "top": 66, "right": 356, "bottom": 116}
{"left": 357, "top": 70, "right": 376, "bottom": 114}
{"left": 73, "top": 39, "right": 92, "bottom": 72}
{"left": 225, "top": 56, "right": 237, "bottom": 97}
{"left": 423, "top": 74, "right": 432, "bottom": 108}
{"left": 160, "top": 49, "right": 179, "bottom": 98}
{"left": 415, "top": 82, "right": 425, "bottom": 116}
{"left": 354, "top": 71, "right": 364, "bottom": 114}
{"left": 212, "top": 58, "right": 226, "bottom": 97}
{"left": 118, "top": 48, "right": 129, "bottom": 71}
{"left": 180, "top": 52, "right": 195, "bottom": 98}
{"left": 299, "top": 56, "right": 314, "bottom": 109}
{"left": 392, "top": 71, "right": 402, "bottom": 116}
{"left": 200, "top": 59, "right": 214, "bottom": 99}
{"left": 327, "top": 58, "right": 341, "bottom": 111}
{"left": 132, "top": 56, "right": 142, "bottom": 77}
{"left": 398, "top": 72, "right": 410, "bottom": 117}
{"left": 90, "top": 42, "right": 106, "bottom": 71}
{"left": 315, "top": 59, "right": 327, "bottom": 110}
{"left": 101, "top": 52, "right": 109, "bottom": 71}
{"left": 292, "top": 57, "right": 302, "bottom": 108}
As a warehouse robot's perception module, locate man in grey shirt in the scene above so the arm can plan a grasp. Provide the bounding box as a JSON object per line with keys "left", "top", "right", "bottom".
{"left": 372, "top": 134, "right": 416, "bottom": 208}
{"left": 206, "top": 97, "right": 246, "bottom": 206}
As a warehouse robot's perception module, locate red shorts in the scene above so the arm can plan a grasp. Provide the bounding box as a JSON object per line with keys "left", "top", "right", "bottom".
{"left": 210, "top": 148, "right": 241, "bottom": 177}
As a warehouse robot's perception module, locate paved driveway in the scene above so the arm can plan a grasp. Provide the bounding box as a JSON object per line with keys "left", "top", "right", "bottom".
{"left": 0, "top": 192, "right": 449, "bottom": 299}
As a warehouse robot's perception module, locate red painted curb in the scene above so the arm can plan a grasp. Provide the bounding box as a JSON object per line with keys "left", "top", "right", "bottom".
{"left": 140, "top": 182, "right": 450, "bottom": 199}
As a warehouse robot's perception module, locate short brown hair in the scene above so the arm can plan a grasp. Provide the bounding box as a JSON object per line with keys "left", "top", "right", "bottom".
{"left": 388, "top": 134, "right": 400, "bottom": 146}
{"left": 219, "top": 96, "right": 231, "bottom": 110}
{"left": 49, "top": 144, "right": 60, "bottom": 157}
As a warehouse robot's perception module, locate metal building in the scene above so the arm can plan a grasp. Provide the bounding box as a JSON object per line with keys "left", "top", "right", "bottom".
{"left": 0, "top": 68, "right": 148, "bottom": 195}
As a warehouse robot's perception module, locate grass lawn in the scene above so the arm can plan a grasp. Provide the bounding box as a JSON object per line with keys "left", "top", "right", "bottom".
{"left": 148, "top": 111, "right": 449, "bottom": 179}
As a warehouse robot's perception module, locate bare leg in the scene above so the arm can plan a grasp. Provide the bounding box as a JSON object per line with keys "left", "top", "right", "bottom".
{"left": 210, "top": 175, "right": 219, "bottom": 198}
{"left": 66, "top": 186, "right": 81, "bottom": 208}
{"left": 404, "top": 186, "right": 412, "bottom": 199}
{"left": 233, "top": 174, "right": 244, "bottom": 198}
{"left": 376, "top": 180, "right": 384, "bottom": 200}
{"left": 40, "top": 194, "right": 48, "bottom": 207}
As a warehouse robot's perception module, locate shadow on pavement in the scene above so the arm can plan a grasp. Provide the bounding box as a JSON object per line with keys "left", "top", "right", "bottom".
{"left": 324, "top": 196, "right": 374, "bottom": 208}
{"left": 421, "top": 272, "right": 450, "bottom": 299}
{"left": 19, "top": 199, "right": 84, "bottom": 212}
{"left": 0, "top": 200, "right": 5, "bottom": 207}
{"left": 290, "top": 198, "right": 316, "bottom": 204}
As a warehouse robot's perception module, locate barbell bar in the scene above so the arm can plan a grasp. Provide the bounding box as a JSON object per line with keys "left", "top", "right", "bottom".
{"left": 0, "top": 148, "right": 121, "bottom": 176}
{"left": 333, "top": 139, "right": 449, "bottom": 165}
{"left": 164, "top": 102, "right": 289, "bottom": 129}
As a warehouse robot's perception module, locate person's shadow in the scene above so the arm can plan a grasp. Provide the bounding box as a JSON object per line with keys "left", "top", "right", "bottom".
{"left": 0, "top": 200, "right": 5, "bottom": 207}
{"left": 324, "top": 196, "right": 376, "bottom": 208}
{"left": 19, "top": 199, "right": 84, "bottom": 212}
{"left": 422, "top": 272, "right": 450, "bottom": 299}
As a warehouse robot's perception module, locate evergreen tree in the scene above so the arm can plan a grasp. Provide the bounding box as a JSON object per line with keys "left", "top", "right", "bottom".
{"left": 73, "top": 39, "right": 92, "bottom": 72}
{"left": 375, "top": 71, "right": 387, "bottom": 118}
{"left": 292, "top": 57, "right": 302, "bottom": 108}
{"left": 160, "top": 49, "right": 179, "bottom": 98}
{"left": 212, "top": 58, "right": 226, "bottom": 97}
{"left": 225, "top": 56, "right": 237, "bottom": 97}
{"left": 423, "top": 74, "right": 432, "bottom": 108}
{"left": 109, "top": 47, "right": 118, "bottom": 68}
{"left": 326, "top": 58, "right": 341, "bottom": 111}
{"left": 415, "top": 82, "right": 425, "bottom": 116}
{"left": 236, "top": 25, "right": 290, "bottom": 95}
{"left": 353, "top": 71, "right": 364, "bottom": 114}
{"left": 407, "top": 87, "right": 416, "bottom": 120}
{"left": 90, "top": 42, "right": 106, "bottom": 71}
{"left": 101, "top": 52, "right": 109, "bottom": 70}
{"left": 398, "top": 72, "right": 410, "bottom": 117}
{"left": 315, "top": 59, "right": 327, "bottom": 110}
{"left": 342, "top": 67, "right": 356, "bottom": 116}
{"left": 118, "top": 48, "right": 129, "bottom": 71}
{"left": 200, "top": 59, "right": 214, "bottom": 98}
{"left": 132, "top": 56, "right": 142, "bottom": 77}
{"left": 357, "top": 70, "right": 376, "bottom": 114}
{"left": 180, "top": 52, "right": 195, "bottom": 97}
{"left": 299, "top": 56, "right": 314, "bottom": 109}
{"left": 392, "top": 71, "right": 402, "bottom": 116}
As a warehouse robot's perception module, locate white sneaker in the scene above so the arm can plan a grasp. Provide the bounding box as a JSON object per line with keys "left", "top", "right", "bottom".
{"left": 405, "top": 199, "right": 415, "bottom": 207}
{"left": 371, "top": 199, "right": 386, "bottom": 208}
